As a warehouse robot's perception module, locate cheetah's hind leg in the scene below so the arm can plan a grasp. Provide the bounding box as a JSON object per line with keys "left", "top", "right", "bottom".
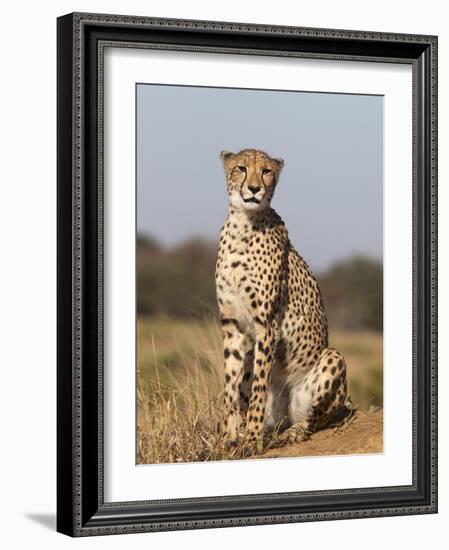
{"left": 274, "top": 348, "right": 348, "bottom": 447}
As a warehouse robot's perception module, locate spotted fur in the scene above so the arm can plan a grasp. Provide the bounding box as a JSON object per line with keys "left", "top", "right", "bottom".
{"left": 216, "top": 149, "right": 348, "bottom": 455}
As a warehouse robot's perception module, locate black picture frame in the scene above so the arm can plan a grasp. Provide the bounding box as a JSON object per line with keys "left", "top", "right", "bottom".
{"left": 57, "top": 12, "right": 438, "bottom": 537}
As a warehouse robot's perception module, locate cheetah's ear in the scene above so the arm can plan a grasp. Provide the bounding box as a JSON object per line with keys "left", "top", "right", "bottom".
{"left": 220, "top": 150, "right": 234, "bottom": 162}
{"left": 274, "top": 158, "right": 285, "bottom": 170}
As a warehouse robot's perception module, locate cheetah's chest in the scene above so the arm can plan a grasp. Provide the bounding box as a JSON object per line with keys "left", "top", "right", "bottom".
{"left": 216, "top": 237, "right": 254, "bottom": 333}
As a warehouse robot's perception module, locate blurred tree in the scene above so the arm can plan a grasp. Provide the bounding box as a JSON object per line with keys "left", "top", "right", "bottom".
{"left": 318, "top": 256, "right": 383, "bottom": 330}
{"left": 137, "top": 235, "right": 218, "bottom": 318}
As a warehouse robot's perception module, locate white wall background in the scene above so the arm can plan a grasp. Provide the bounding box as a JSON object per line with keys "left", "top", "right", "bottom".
{"left": 0, "top": 0, "right": 446, "bottom": 548}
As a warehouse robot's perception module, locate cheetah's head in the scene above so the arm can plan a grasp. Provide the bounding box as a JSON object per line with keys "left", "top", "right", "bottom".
{"left": 220, "top": 149, "right": 284, "bottom": 212}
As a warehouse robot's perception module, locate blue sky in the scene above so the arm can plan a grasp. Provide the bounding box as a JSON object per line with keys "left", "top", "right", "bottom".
{"left": 137, "top": 84, "right": 383, "bottom": 271}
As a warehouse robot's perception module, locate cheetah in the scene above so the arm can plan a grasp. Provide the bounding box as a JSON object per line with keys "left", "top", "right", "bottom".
{"left": 215, "top": 148, "right": 348, "bottom": 456}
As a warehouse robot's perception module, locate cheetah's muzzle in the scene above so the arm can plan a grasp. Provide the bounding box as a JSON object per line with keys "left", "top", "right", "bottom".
{"left": 242, "top": 196, "right": 260, "bottom": 204}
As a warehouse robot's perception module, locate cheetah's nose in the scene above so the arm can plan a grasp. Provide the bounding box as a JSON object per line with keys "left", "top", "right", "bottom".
{"left": 248, "top": 185, "right": 261, "bottom": 195}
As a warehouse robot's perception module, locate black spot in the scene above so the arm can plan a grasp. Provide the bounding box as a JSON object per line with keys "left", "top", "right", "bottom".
{"left": 224, "top": 348, "right": 231, "bottom": 359}
{"left": 225, "top": 374, "right": 231, "bottom": 383}
{"left": 331, "top": 366, "right": 337, "bottom": 375}
{"left": 233, "top": 350, "right": 242, "bottom": 360}
{"left": 220, "top": 318, "right": 242, "bottom": 332}
{"left": 231, "top": 261, "right": 241, "bottom": 268}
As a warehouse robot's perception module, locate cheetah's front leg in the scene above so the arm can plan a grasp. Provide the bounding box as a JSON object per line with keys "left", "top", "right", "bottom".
{"left": 220, "top": 318, "right": 249, "bottom": 445}
{"left": 243, "top": 323, "right": 276, "bottom": 455}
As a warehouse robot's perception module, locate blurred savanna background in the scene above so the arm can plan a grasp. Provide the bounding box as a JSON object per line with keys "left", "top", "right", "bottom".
{"left": 136, "top": 83, "right": 383, "bottom": 464}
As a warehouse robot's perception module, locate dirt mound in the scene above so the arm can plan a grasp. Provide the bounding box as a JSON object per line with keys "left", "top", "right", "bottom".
{"left": 259, "top": 409, "right": 383, "bottom": 459}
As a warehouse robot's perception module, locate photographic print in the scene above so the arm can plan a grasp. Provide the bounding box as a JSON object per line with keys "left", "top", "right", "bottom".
{"left": 136, "top": 84, "right": 383, "bottom": 464}
{"left": 57, "top": 13, "right": 437, "bottom": 535}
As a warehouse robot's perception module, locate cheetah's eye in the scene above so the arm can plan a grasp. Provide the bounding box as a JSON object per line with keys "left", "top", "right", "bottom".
{"left": 237, "top": 165, "right": 247, "bottom": 173}
{"left": 262, "top": 168, "right": 272, "bottom": 176}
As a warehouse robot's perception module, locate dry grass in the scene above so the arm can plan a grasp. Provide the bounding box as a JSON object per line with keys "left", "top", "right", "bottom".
{"left": 137, "top": 383, "right": 225, "bottom": 463}
{"left": 137, "top": 316, "right": 383, "bottom": 464}
{"left": 137, "top": 317, "right": 227, "bottom": 463}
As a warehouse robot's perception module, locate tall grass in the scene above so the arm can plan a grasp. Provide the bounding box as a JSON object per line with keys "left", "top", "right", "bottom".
{"left": 137, "top": 317, "right": 227, "bottom": 463}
